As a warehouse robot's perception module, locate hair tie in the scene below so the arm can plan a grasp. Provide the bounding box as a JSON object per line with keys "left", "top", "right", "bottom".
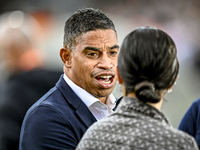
{"left": 134, "top": 81, "right": 155, "bottom": 92}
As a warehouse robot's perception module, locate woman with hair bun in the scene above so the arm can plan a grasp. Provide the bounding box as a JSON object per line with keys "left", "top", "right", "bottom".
{"left": 76, "top": 26, "right": 198, "bottom": 150}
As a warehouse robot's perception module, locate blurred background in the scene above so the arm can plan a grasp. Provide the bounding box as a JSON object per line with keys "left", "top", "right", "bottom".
{"left": 0, "top": 0, "right": 200, "bottom": 130}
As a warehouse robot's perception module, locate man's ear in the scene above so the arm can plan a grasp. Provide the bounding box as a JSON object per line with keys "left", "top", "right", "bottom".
{"left": 117, "top": 66, "right": 123, "bottom": 84}
{"left": 60, "top": 47, "right": 72, "bottom": 67}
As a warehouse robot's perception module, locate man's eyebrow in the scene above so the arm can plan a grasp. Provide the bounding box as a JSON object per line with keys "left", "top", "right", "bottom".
{"left": 84, "top": 45, "right": 119, "bottom": 51}
{"left": 110, "top": 45, "right": 119, "bottom": 50}
{"left": 84, "top": 47, "right": 100, "bottom": 51}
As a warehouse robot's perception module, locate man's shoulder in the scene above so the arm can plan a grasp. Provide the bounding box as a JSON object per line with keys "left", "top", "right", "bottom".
{"left": 19, "top": 85, "right": 82, "bottom": 150}
{"left": 192, "top": 98, "right": 200, "bottom": 107}
{"left": 25, "top": 86, "right": 70, "bottom": 116}
{"left": 185, "top": 98, "right": 200, "bottom": 115}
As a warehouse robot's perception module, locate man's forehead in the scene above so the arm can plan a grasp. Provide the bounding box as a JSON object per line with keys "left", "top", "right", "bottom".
{"left": 78, "top": 29, "right": 117, "bottom": 39}
{"left": 75, "top": 29, "right": 118, "bottom": 45}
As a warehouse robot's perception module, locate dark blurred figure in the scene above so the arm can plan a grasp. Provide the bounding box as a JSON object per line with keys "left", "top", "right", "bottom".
{"left": 179, "top": 48, "right": 200, "bottom": 148}
{"left": 76, "top": 27, "right": 198, "bottom": 150}
{"left": 0, "top": 11, "right": 62, "bottom": 150}
{"left": 179, "top": 97, "right": 200, "bottom": 149}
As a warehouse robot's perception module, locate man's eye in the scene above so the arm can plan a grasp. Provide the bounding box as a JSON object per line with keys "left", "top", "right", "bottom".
{"left": 89, "top": 53, "right": 96, "bottom": 56}
{"left": 109, "top": 51, "right": 118, "bottom": 56}
{"left": 86, "top": 52, "right": 98, "bottom": 58}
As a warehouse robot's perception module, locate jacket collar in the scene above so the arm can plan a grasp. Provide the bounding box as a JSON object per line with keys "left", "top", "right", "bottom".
{"left": 56, "top": 74, "right": 97, "bottom": 128}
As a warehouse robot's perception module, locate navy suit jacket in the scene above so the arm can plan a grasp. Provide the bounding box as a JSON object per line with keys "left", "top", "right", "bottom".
{"left": 19, "top": 75, "right": 97, "bottom": 150}
{"left": 178, "top": 98, "right": 200, "bottom": 149}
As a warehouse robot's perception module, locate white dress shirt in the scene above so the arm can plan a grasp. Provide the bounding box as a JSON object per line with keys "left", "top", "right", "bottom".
{"left": 63, "top": 74, "right": 116, "bottom": 120}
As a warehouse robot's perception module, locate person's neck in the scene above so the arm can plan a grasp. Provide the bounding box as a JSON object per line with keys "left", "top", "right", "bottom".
{"left": 98, "top": 97, "right": 107, "bottom": 104}
{"left": 147, "top": 100, "right": 163, "bottom": 110}
{"left": 126, "top": 92, "right": 163, "bottom": 110}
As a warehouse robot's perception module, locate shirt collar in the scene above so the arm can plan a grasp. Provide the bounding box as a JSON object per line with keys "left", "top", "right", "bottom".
{"left": 63, "top": 74, "right": 116, "bottom": 110}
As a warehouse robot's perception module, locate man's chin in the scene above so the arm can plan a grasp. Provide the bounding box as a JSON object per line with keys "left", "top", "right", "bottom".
{"left": 95, "top": 88, "right": 114, "bottom": 98}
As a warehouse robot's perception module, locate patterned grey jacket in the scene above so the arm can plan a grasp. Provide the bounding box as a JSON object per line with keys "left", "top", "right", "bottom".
{"left": 76, "top": 97, "right": 198, "bottom": 150}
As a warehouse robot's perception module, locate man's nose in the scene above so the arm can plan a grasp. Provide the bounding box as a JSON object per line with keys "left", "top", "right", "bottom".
{"left": 97, "top": 55, "right": 113, "bottom": 70}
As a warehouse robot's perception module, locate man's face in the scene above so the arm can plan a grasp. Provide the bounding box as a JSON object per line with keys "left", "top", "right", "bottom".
{"left": 67, "top": 29, "right": 119, "bottom": 102}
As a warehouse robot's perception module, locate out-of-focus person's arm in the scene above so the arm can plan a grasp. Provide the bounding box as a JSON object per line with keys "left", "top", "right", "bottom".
{"left": 179, "top": 98, "right": 200, "bottom": 148}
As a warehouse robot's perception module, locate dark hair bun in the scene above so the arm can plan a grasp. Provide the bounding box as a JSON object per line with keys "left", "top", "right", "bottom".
{"left": 134, "top": 81, "right": 161, "bottom": 103}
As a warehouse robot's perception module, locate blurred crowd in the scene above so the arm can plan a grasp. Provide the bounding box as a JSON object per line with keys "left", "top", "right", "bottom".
{"left": 0, "top": 9, "right": 62, "bottom": 150}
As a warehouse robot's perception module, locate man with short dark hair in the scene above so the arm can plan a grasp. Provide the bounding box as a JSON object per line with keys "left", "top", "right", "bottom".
{"left": 19, "top": 8, "right": 119, "bottom": 150}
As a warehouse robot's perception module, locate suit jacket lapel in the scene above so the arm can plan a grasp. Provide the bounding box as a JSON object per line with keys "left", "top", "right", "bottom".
{"left": 75, "top": 102, "right": 97, "bottom": 127}
{"left": 56, "top": 75, "right": 97, "bottom": 128}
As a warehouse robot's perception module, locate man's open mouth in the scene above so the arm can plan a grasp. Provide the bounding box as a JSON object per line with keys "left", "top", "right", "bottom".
{"left": 95, "top": 75, "right": 113, "bottom": 84}
{"left": 95, "top": 74, "right": 115, "bottom": 88}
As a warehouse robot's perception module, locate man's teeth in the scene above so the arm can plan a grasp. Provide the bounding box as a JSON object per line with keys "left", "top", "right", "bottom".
{"left": 101, "top": 80, "right": 111, "bottom": 84}
{"left": 100, "top": 75, "right": 112, "bottom": 79}
{"left": 98, "top": 75, "right": 112, "bottom": 84}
